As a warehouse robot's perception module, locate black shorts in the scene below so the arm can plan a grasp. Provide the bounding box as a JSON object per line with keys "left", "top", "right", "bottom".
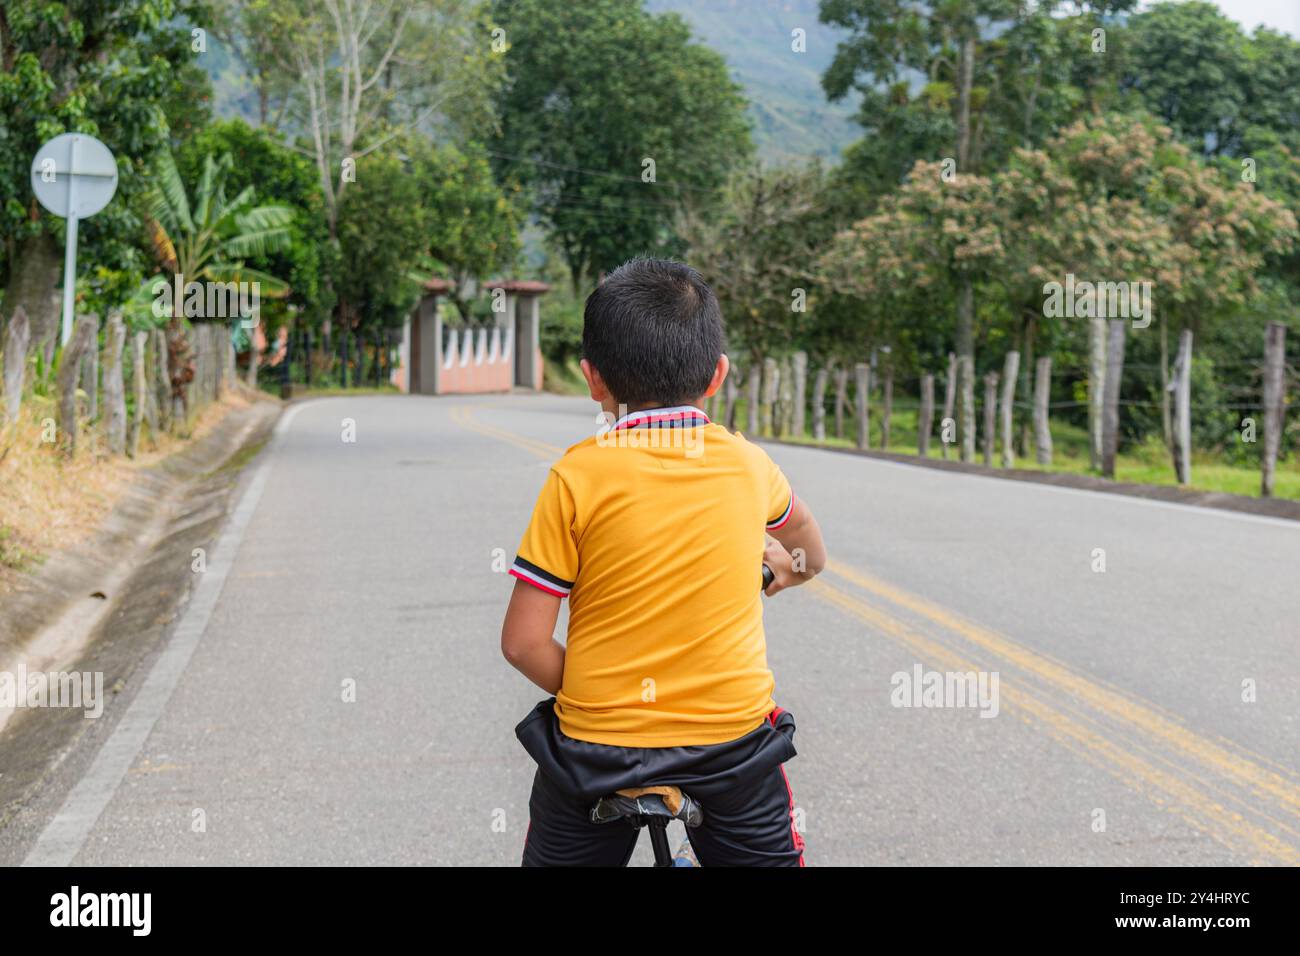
{"left": 515, "top": 698, "right": 805, "bottom": 867}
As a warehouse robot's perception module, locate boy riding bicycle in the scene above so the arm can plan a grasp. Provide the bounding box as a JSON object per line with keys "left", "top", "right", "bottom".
{"left": 500, "top": 258, "right": 826, "bottom": 866}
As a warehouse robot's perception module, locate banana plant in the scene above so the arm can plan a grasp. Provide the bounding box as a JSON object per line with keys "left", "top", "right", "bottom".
{"left": 134, "top": 149, "right": 294, "bottom": 419}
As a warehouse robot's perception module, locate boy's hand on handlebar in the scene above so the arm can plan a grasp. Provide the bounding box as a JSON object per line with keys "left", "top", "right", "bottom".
{"left": 762, "top": 537, "right": 800, "bottom": 596}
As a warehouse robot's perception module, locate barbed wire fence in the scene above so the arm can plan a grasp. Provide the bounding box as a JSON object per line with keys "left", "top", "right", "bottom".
{"left": 1, "top": 307, "right": 237, "bottom": 459}
{"left": 709, "top": 321, "right": 1295, "bottom": 497}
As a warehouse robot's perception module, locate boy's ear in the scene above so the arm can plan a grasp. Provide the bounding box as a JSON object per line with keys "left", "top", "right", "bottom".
{"left": 580, "top": 358, "right": 610, "bottom": 402}
{"left": 702, "top": 353, "right": 730, "bottom": 399}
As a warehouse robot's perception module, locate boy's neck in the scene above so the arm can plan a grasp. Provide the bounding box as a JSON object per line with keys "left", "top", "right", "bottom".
{"left": 603, "top": 398, "right": 707, "bottom": 419}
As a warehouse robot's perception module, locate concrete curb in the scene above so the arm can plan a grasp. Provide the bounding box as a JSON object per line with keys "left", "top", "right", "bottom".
{"left": 0, "top": 395, "right": 283, "bottom": 848}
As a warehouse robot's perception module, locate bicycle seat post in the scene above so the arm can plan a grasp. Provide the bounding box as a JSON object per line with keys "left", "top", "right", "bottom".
{"left": 647, "top": 817, "right": 673, "bottom": 867}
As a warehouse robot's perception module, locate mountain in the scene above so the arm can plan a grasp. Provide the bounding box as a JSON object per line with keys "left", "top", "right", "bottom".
{"left": 645, "top": 0, "right": 860, "bottom": 163}
{"left": 201, "top": 1, "right": 862, "bottom": 164}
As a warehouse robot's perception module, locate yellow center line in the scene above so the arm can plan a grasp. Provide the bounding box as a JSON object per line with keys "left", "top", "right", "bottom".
{"left": 810, "top": 577, "right": 1300, "bottom": 864}
{"left": 824, "top": 559, "right": 1300, "bottom": 822}
{"left": 449, "top": 405, "right": 563, "bottom": 459}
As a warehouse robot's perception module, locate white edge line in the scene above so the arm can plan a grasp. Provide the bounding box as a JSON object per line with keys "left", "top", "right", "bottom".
{"left": 21, "top": 400, "right": 317, "bottom": 867}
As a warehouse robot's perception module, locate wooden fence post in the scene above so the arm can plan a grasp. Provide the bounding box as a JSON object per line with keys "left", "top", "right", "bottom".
{"left": 792, "top": 351, "right": 807, "bottom": 438}
{"left": 833, "top": 365, "right": 848, "bottom": 439}
{"left": 777, "top": 355, "right": 794, "bottom": 437}
{"left": 768, "top": 356, "right": 782, "bottom": 437}
{"left": 918, "top": 373, "right": 935, "bottom": 458}
{"left": 225, "top": 323, "right": 237, "bottom": 394}
{"left": 1089, "top": 316, "right": 1107, "bottom": 470}
{"left": 204, "top": 323, "right": 216, "bottom": 405}
{"left": 854, "top": 362, "right": 871, "bottom": 450}
{"left": 961, "top": 355, "right": 976, "bottom": 462}
{"left": 812, "top": 365, "right": 828, "bottom": 441}
{"left": 213, "top": 321, "right": 225, "bottom": 399}
{"left": 1000, "top": 350, "right": 1019, "bottom": 469}
{"left": 41, "top": 292, "right": 58, "bottom": 371}
{"left": 2, "top": 306, "right": 31, "bottom": 426}
{"left": 57, "top": 314, "right": 98, "bottom": 456}
{"left": 246, "top": 322, "right": 260, "bottom": 387}
{"left": 190, "top": 324, "right": 205, "bottom": 416}
{"left": 1170, "top": 328, "right": 1193, "bottom": 485}
{"left": 83, "top": 343, "right": 99, "bottom": 422}
{"left": 206, "top": 323, "right": 218, "bottom": 404}
{"left": 880, "top": 360, "right": 893, "bottom": 450}
{"left": 724, "top": 364, "right": 739, "bottom": 431}
{"left": 215, "top": 321, "right": 226, "bottom": 395}
{"left": 130, "top": 331, "right": 148, "bottom": 457}
{"left": 941, "top": 352, "right": 957, "bottom": 459}
{"left": 762, "top": 357, "right": 779, "bottom": 437}
{"left": 1101, "top": 319, "right": 1127, "bottom": 479}
{"left": 746, "top": 362, "right": 761, "bottom": 435}
{"left": 982, "top": 372, "right": 999, "bottom": 466}
{"left": 104, "top": 311, "right": 127, "bottom": 455}
{"left": 207, "top": 323, "right": 219, "bottom": 404}
{"left": 1033, "top": 356, "right": 1053, "bottom": 466}
{"left": 1261, "top": 322, "right": 1286, "bottom": 498}
{"left": 143, "top": 332, "right": 159, "bottom": 434}
{"left": 153, "top": 328, "right": 171, "bottom": 433}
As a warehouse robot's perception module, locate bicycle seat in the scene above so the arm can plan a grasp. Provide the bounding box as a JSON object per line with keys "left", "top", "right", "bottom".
{"left": 590, "top": 786, "right": 704, "bottom": 827}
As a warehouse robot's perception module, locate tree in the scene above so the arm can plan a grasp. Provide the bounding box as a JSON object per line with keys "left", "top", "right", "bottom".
{"left": 821, "top": 1, "right": 1158, "bottom": 460}
{"left": 1237, "top": 27, "right": 1300, "bottom": 156}
{"left": 140, "top": 149, "right": 294, "bottom": 418}
{"left": 822, "top": 160, "right": 1004, "bottom": 459}
{"left": 995, "top": 112, "right": 1297, "bottom": 470}
{"left": 334, "top": 149, "right": 432, "bottom": 380}
{"left": 221, "top": 0, "right": 507, "bottom": 369}
{"left": 680, "top": 163, "right": 827, "bottom": 364}
{"left": 259, "top": 0, "right": 503, "bottom": 243}
{"left": 0, "top": 0, "right": 211, "bottom": 348}
{"left": 820, "top": 0, "right": 1020, "bottom": 460}
{"left": 415, "top": 142, "right": 521, "bottom": 320}
{"left": 178, "top": 118, "right": 333, "bottom": 330}
{"left": 490, "top": 0, "right": 752, "bottom": 290}
{"left": 210, "top": 0, "right": 293, "bottom": 127}
{"left": 1120, "top": 1, "right": 1250, "bottom": 157}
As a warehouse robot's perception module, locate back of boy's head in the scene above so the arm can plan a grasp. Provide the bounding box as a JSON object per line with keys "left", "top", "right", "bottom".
{"left": 582, "top": 257, "right": 725, "bottom": 408}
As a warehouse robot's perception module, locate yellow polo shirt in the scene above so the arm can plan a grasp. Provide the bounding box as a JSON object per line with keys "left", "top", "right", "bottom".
{"left": 509, "top": 405, "right": 794, "bottom": 747}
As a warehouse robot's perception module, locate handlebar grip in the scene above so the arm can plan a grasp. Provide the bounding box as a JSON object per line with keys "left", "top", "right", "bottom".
{"left": 761, "top": 564, "right": 775, "bottom": 591}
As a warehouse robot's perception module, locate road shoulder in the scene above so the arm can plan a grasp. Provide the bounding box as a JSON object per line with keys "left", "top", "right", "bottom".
{"left": 0, "top": 394, "right": 282, "bottom": 861}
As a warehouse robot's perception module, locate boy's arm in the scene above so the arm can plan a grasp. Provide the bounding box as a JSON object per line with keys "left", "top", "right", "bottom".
{"left": 764, "top": 496, "right": 826, "bottom": 596}
{"left": 501, "top": 579, "right": 566, "bottom": 693}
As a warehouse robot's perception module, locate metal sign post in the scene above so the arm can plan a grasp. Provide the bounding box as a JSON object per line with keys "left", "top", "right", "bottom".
{"left": 30, "top": 133, "right": 119, "bottom": 345}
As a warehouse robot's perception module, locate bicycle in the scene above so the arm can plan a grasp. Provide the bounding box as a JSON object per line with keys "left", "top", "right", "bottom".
{"left": 587, "top": 564, "right": 776, "bottom": 867}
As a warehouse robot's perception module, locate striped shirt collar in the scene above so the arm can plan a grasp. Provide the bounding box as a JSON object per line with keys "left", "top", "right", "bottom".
{"left": 610, "top": 404, "right": 711, "bottom": 431}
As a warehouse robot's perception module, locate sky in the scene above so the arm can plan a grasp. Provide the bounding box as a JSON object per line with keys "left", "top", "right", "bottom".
{"left": 1207, "top": 0, "right": 1300, "bottom": 36}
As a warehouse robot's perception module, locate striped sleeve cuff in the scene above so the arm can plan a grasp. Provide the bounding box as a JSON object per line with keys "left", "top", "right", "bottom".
{"left": 766, "top": 493, "right": 794, "bottom": 530}
{"left": 508, "top": 555, "right": 574, "bottom": 598}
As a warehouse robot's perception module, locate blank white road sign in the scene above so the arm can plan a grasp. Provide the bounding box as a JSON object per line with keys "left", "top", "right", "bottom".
{"left": 30, "top": 133, "right": 120, "bottom": 345}
{"left": 31, "top": 133, "right": 119, "bottom": 218}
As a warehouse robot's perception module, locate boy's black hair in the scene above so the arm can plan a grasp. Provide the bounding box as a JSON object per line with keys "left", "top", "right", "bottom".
{"left": 582, "top": 257, "right": 725, "bottom": 408}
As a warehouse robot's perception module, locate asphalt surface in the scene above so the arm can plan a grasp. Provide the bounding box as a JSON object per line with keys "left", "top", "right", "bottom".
{"left": 6, "top": 392, "right": 1299, "bottom": 865}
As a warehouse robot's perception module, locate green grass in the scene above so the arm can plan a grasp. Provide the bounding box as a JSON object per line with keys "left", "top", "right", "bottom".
{"left": 0, "top": 525, "right": 37, "bottom": 572}
{"left": 205, "top": 435, "right": 271, "bottom": 479}
{"left": 721, "top": 398, "right": 1300, "bottom": 502}
{"left": 543, "top": 356, "right": 588, "bottom": 396}
{"left": 280, "top": 385, "right": 400, "bottom": 399}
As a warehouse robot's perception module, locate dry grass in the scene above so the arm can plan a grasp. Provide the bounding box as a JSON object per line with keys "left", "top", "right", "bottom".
{"left": 0, "top": 389, "right": 255, "bottom": 581}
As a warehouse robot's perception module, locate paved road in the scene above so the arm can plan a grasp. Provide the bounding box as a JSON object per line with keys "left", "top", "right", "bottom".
{"left": 9, "top": 393, "right": 1300, "bottom": 865}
